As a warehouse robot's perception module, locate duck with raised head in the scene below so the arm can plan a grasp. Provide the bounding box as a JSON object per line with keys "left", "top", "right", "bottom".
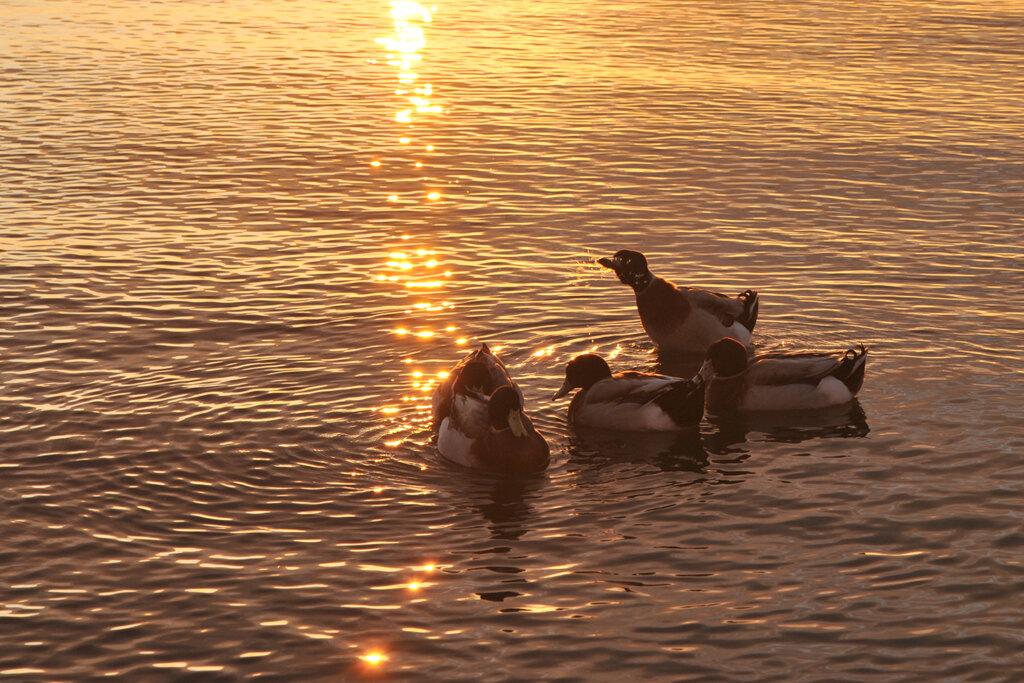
{"left": 552, "top": 353, "right": 706, "bottom": 430}
{"left": 432, "top": 344, "right": 549, "bottom": 475}
{"left": 699, "top": 337, "right": 868, "bottom": 413}
{"left": 598, "top": 249, "right": 759, "bottom": 354}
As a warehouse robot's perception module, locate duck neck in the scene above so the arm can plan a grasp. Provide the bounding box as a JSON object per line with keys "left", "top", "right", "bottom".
{"left": 628, "top": 270, "right": 653, "bottom": 292}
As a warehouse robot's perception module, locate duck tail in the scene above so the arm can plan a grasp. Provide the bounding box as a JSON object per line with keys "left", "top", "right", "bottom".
{"left": 653, "top": 378, "right": 707, "bottom": 428}
{"left": 836, "top": 344, "right": 868, "bottom": 395}
{"left": 737, "top": 289, "right": 759, "bottom": 333}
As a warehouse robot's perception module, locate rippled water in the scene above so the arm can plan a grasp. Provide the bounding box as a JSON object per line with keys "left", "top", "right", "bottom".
{"left": 3, "top": 0, "right": 1023, "bottom": 679}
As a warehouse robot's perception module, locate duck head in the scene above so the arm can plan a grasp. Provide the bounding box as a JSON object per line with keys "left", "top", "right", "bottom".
{"left": 598, "top": 250, "right": 652, "bottom": 290}
{"left": 552, "top": 353, "right": 612, "bottom": 400}
{"left": 699, "top": 337, "right": 748, "bottom": 381}
{"left": 489, "top": 385, "right": 529, "bottom": 437}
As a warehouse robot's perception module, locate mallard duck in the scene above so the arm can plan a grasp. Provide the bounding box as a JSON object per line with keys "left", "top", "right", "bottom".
{"left": 432, "top": 343, "right": 518, "bottom": 429}
{"left": 552, "top": 353, "right": 705, "bottom": 430}
{"left": 699, "top": 337, "right": 868, "bottom": 413}
{"left": 432, "top": 344, "right": 549, "bottom": 475}
{"left": 598, "top": 249, "right": 759, "bottom": 353}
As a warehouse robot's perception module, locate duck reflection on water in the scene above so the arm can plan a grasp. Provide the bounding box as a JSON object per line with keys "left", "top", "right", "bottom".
{"left": 566, "top": 426, "right": 709, "bottom": 474}
{"left": 565, "top": 402, "right": 867, "bottom": 475}
{"left": 705, "top": 400, "right": 870, "bottom": 453}
{"left": 473, "top": 477, "right": 542, "bottom": 542}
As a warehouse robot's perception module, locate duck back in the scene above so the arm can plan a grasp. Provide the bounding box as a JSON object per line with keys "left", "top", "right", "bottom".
{"left": 637, "top": 279, "right": 752, "bottom": 353}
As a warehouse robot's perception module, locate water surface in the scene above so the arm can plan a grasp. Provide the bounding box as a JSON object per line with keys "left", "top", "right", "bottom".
{"left": 2, "top": 0, "right": 1023, "bottom": 679}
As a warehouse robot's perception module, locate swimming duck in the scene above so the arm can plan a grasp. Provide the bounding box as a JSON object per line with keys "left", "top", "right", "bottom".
{"left": 432, "top": 344, "right": 549, "bottom": 475}
{"left": 598, "top": 249, "right": 759, "bottom": 353}
{"left": 432, "top": 343, "right": 519, "bottom": 429}
{"left": 699, "top": 337, "right": 868, "bottom": 413}
{"left": 552, "top": 353, "right": 706, "bottom": 430}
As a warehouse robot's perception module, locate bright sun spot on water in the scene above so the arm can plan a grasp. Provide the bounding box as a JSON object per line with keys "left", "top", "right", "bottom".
{"left": 362, "top": 652, "right": 386, "bottom": 665}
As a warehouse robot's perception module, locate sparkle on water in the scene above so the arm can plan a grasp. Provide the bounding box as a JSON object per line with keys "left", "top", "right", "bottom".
{"left": 2, "top": 0, "right": 1023, "bottom": 679}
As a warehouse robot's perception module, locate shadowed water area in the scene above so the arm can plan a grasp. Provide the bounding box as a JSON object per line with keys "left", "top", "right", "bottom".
{"left": 2, "top": 0, "right": 1023, "bottom": 679}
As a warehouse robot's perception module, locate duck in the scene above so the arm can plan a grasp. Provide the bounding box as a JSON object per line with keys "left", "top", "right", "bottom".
{"left": 552, "top": 353, "right": 706, "bottom": 430}
{"left": 598, "top": 249, "right": 759, "bottom": 353}
{"left": 431, "top": 343, "right": 519, "bottom": 430}
{"left": 699, "top": 337, "right": 868, "bottom": 413}
{"left": 432, "top": 344, "right": 549, "bottom": 475}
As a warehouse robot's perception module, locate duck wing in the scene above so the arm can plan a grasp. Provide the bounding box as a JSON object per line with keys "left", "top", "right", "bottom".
{"left": 447, "top": 390, "right": 491, "bottom": 436}
{"left": 435, "top": 388, "right": 496, "bottom": 465}
{"left": 583, "top": 372, "right": 684, "bottom": 406}
{"left": 745, "top": 351, "right": 847, "bottom": 387}
{"left": 678, "top": 286, "right": 747, "bottom": 328}
{"left": 574, "top": 372, "right": 704, "bottom": 429}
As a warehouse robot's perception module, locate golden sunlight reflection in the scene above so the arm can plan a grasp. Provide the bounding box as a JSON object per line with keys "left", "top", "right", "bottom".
{"left": 369, "top": 3, "right": 465, "bottom": 447}
{"left": 372, "top": 1, "right": 446, "bottom": 207}
{"left": 373, "top": 236, "right": 467, "bottom": 436}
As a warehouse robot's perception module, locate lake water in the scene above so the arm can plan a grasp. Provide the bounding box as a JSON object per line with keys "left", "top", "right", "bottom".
{"left": 2, "top": 0, "right": 1023, "bottom": 679}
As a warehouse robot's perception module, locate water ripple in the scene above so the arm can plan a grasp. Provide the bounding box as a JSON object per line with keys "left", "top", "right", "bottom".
{"left": 2, "top": 0, "right": 1023, "bottom": 679}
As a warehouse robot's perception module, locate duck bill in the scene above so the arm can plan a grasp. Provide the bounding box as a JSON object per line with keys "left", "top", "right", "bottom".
{"left": 507, "top": 410, "right": 527, "bottom": 438}
{"left": 697, "top": 358, "right": 715, "bottom": 383}
{"left": 597, "top": 256, "right": 619, "bottom": 272}
{"left": 552, "top": 378, "right": 574, "bottom": 401}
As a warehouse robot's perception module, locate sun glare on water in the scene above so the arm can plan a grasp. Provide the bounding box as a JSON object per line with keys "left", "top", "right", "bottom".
{"left": 369, "top": 3, "right": 465, "bottom": 440}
